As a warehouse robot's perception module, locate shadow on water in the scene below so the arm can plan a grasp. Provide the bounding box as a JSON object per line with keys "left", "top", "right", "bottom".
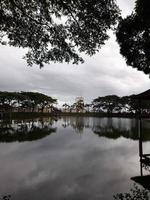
{"left": 0, "top": 117, "right": 56, "bottom": 143}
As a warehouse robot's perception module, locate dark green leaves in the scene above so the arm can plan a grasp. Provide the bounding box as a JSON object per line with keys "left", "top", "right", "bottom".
{"left": 113, "top": 184, "right": 149, "bottom": 200}
{"left": 0, "top": 0, "right": 120, "bottom": 67}
{"left": 0, "top": 91, "right": 56, "bottom": 111}
{"left": 116, "top": 0, "right": 150, "bottom": 74}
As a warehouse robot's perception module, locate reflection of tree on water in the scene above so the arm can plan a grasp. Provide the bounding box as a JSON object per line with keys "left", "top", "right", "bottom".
{"left": 0, "top": 118, "right": 56, "bottom": 142}
{"left": 92, "top": 118, "right": 138, "bottom": 140}
{"left": 61, "top": 117, "right": 150, "bottom": 141}
{"left": 70, "top": 117, "right": 85, "bottom": 134}
{"left": 62, "top": 117, "right": 70, "bottom": 128}
{"left": 62, "top": 117, "right": 87, "bottom": 134}
{"left": 113, "top": 184, "right": 149, "bottom": 200}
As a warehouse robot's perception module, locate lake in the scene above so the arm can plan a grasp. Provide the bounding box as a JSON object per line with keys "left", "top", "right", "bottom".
{"left": 0, "top": 116, "right": 150, "bottom": 200}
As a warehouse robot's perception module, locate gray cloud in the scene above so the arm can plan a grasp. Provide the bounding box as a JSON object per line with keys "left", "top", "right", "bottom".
{"left": 117, "top": 0, "right": 135, "bottom": 17}
{"left": 0, "top": 0, "right": 149, "bottom": 105}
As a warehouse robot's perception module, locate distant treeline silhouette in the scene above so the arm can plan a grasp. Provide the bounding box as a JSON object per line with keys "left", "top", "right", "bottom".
{"left": 0, "top": 91, "right": 57, "bottom": 113}
{"left": 0, "top": 91, "right": 149, "bottom": 115}
{"left": 62, "top": 94, "right": 143, "bottom": 114}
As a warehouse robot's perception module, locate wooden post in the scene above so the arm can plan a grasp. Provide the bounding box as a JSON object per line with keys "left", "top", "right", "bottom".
{"left": 138, "top": 99, "right": 143, "bottom": 158}
{"left": 138, "top": 99, "right": 143, "bottom": 176}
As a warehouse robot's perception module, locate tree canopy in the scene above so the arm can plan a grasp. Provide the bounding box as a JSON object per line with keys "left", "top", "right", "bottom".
{"left": 0, "top": 91, "right": 56, "bottom": 112}
{"left": 92, "top": 95, "right": 136, "bottom": 114}
{"left": 0, "top": 0, "right": 120, "bottom": 67}
{"left": 116, "top": 0, "right": 150, "bottom": 75}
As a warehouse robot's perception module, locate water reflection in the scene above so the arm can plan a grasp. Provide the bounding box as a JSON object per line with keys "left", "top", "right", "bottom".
{"left": 62, "top": 117, "right": 85, "bottom": 133}
{"left": 0, "top": 118, "right": 56, "bottom": 142}
{"left": 2, "top": 117, "right": 150, "bottom": 143}
{"left": 113, "top": 119, "right": 150, "bottom": 199}
{"left": 0, "top": 117, "right": 150, "bottom": 199}
{"left": 62, "top": 117, "right": 150, "bottom": 141}
{"left": 131, "top": 119, "right": 150, "bottom": 191}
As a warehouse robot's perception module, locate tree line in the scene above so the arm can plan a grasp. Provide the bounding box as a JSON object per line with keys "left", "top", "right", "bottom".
{"left": 92, "top": 95, "right": 138, "bottom": 114}
{"left": 0, "top": 91, "right": 57, "bottom": 113}
{"left": 62, "top": 95, "right": 140, "bottom": 114}
{"left": 0, "top": 91, "right": 147, "bottom": 115}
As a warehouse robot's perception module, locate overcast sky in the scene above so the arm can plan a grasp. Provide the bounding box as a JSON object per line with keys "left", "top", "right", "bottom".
{"left": 0, "top": 0, "right": 150, "bottom": 106}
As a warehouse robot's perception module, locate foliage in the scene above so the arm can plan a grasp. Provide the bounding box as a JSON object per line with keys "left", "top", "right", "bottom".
{"left": 20, "top": 91, "right": 56, "bottom": 111}
{"left": 0, "top": 0, "right": 120, "bottom": 67}
{"left": 116, "top": 0, "right": 150, "bottom": 74}
{"left": 62, "top": 98, "right": 85, "bottom": 113}
{"left": 84, "top": 103, "right": 91, "bottom": 112}
{"left": 93, "top": 95, "right": 122, "bottom": 113}
{"left": 0, "top": 91, "right": 18, "bottom": 105}
{"left": 92, "top": 95, "right": 139, "bottom": 114}
{"left": 0, "top": 195, "right": 11, "bottom": 200}
{"left": 0, "top": 91, "right": 56, "bottom": 112}
{"left": 62, "top": 103, "right": 70, "bottom": 112}
{"left": 74, "top": 98, "right": 84, "bottom": 112}
{"left": 61, "top": 95, "right": 140, "bottom": 114}
{"left": 113, "top": 184, "right": 149, "bottom": 200}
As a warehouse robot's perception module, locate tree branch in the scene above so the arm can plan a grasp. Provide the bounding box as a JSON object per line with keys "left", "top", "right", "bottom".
{"left": 59, "top": 0, "right": 82, "bottom": 31}
{"left": 10, "top": 0, "right": 52, "bottom": 30}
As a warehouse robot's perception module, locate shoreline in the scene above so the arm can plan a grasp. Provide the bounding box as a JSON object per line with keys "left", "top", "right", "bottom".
{"left": 0, "top": 112, "right": 140, "bottom": 119}
{"left": 1, "top": 112, "right": 150, "bottom": 119}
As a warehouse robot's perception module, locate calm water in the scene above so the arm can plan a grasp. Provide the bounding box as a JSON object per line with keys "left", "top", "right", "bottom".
{"left": 0, "top": 117, "right": 150, "bottom": 200}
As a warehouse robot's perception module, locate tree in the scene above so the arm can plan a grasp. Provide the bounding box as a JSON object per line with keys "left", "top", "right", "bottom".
{"left": 73, "top": 98, "right": 84, "bottom": 113}
{"left": 116, "top": 0, "right": 150, "bottom": 74}
{"left": 113, "top": 184, "right": 149, "bottom": 200}
{"left": 0, "top": 91, "right": 20, "bottom": 107}
{"left": 0, "top": 91, "right": 56, "bottom": 112}
{"left": 84, "top": 103, "right": 91, "bottom": 112}
{"left": 20, "top": 92, "right": 56, "bottom": 112}
{"left": 62, "top": 103, "right": 70, "bottom": 112}
{"left": 92, "top": 96, "right": 105, "bottom": 112}
{"left": 92, "top": 95, "right": 120, "bottom": 114}
{"left": 0, "top": 0, "right": 120, "bottom": 67}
